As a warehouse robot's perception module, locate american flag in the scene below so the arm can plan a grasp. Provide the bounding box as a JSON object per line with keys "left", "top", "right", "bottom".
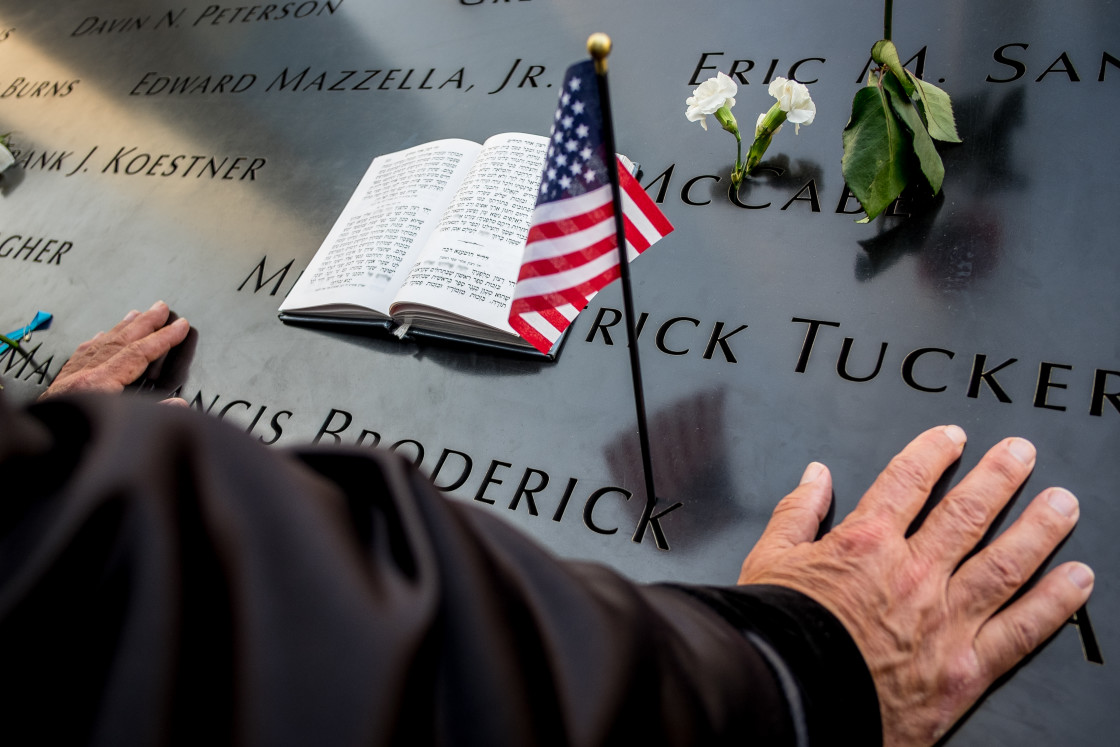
{"left": 509, "top": 60, "right": 673, "bottom": 355}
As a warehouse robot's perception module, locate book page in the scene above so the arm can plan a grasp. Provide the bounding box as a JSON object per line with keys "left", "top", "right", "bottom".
{"left": 280, "top": 139, "right": 481, "bottom": 316}
{"left": 390, "top": 133, "right": 549, "bottom": 334}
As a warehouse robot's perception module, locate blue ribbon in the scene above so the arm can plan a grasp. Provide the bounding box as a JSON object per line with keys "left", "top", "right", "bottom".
{"left": 0, "top": 310, "right": 52, "bottom": 355}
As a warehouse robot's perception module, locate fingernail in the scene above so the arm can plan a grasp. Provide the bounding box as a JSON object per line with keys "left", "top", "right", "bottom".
{"left": 1008, "top": 437, "right": 1036, "bottom": 465}
{"left": 1068, "top": 563, "right": 1094, "bottom": 590}
{"left": 943, "top": 424, "right": 966, "bottom": 447}
{"left": 148, "top": 300, "right": 166, "bottom": 311}
{"left": 800, "top": 462, "right": 825, "bottom": 485}
{"left": 123, "top": 310, "right": 140, "bottom": 322}
{"left": 1046, "top": 488, "right": 1078, "bottom": 519}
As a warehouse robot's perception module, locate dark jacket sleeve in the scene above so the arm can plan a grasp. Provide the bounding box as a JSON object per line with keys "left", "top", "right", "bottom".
{"left": 0, "top": 394, "right": 880, "bottom": 746}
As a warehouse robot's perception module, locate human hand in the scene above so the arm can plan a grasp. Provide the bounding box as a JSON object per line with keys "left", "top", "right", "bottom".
{"left": 739, "top": 425, "right": 1093, "bottom": 746}
{"left": 40, "top": 301, "right": 190, "bottom": 402}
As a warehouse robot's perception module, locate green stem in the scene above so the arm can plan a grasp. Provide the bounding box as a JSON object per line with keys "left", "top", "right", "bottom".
{"left": 884, "top": 0, "right": 893, "bottom": 41}
{"left": 0, "top": 333, "right": 32, "bottom": 362}
{"left": 734, "top": 133, "right": 743, "bottom": 183}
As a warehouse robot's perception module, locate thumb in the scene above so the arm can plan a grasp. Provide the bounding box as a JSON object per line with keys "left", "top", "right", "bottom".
{"left": 757, "top": 462, "right": 833, "bottom": 551}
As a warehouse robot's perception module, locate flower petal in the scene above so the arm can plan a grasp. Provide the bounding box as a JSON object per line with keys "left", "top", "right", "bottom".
{"left": 685, "top": 72, "right": 738, "bottom": 119}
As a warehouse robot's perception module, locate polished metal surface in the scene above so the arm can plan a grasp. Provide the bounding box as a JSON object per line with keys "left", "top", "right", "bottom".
{"left": 1, "top": 0, "right": 1117, "bottom": 741}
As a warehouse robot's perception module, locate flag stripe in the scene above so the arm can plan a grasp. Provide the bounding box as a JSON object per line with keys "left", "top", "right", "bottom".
{"left": 516, "top": 233, "right": 617, "bottom": 279}
{"left": 519, "top": 222, "right": 616, "bottom": 273}
{"left": 512, "top": 219, "right": 644, "bottom": 303}
{"left": 509, "top": 314, "right": 555, "bottom": 352}
{"left": 510, "top": 287, "right": 591, "bottom": 315}
{"left": 621, "top": 171, "right": 674, "bottom": 237}
{"left": 525, "top": 201, "right": 616, "bottom": 243}
{"left": 622, "top": 213, "right": 651, "bottom": 253}
{"left": 529, "top": 183, "right": 614, "bottom": 223}
{"left": 538, "top": 306, "right": 570, "bottom": 330}
{"left": 512, "top": 242, "right": 623, "bottom": 300}
{"left": 510, "top": 264, "right": 618, "bottom": 314}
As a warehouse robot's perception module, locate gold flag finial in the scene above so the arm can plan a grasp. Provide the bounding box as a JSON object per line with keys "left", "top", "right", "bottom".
{"left": 587, "top": 33, "right": 611, "bottom": 74}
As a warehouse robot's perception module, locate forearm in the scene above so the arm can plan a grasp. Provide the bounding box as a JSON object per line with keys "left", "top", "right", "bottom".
{"left": 0, "top": 394, "right": 854, "bottom": 746}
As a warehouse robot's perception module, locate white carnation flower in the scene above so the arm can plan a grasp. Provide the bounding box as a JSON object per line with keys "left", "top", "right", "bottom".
{"left": 767, "top": 77, "right": 816, "bottom": 133}
{"left": 686, "top": 72, "right": 738, "bottom": 131}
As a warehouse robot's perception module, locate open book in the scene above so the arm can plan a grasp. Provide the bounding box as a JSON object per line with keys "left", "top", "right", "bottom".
{"left": 279, "top": 134, "right": 563, "bottom": 357}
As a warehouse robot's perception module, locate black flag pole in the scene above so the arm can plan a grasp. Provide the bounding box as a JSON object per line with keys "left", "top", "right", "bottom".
{"left": 588, "top": 33, "right": 660, "bottom": 541}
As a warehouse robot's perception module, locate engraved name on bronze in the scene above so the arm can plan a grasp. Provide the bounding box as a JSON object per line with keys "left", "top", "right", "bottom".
{"left": 7, "top": 144, "right": 267, "bottom": 180}
{"left": 0, "top": 342, "right": 57, "bottom": 386}
{"left": 986, "top": 44, "right": 1119, "bottom": 83}
{"left": 0, "top": 234, "right": 73, "bottom": 265}
{"left": 127, "top": 67, "right": 471, "bottom": 95}
{"left": 690, "top": 51, "right": 830, "bottom": 87}
{"left": 314, "top": 407, "right": 682, "bottom": 551}
{"left": 156, "top": 389, "right": 682, "bottom": 553}
{"left": 690, "top": 45, "right": 1118, "bottom": 87}
{"left": 70, "top": 1, "right": 345, "bottom": 35}
{"left": 792, "top": 317, "right": 1120, "bottom": 417}
{"left": 644, "top": 163, "right": 913, "bottom": 217}
{"left": 0, "top": 79, "right": 79, "bottom": 99}
{"left": 163, "top": 387, "right": 294, "bottom": 445}
{"left": 586, "top": 307, "right": 749, "bottom": 364}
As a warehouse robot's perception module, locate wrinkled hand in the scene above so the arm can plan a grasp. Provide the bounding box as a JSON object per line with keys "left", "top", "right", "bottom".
{"left": 40, "top": 301, "right": 190, "bottom": 402}
{"left": 739, "top": 425, "right": 1093, "bottom": 746}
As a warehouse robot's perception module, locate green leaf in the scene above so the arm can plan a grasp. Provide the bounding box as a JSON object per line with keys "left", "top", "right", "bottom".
{"left": 842, "top": 84, "right": 911, "bottom": 222}
{"left": 906, "top": 72, "right": 962, "bottom": 143}
{"left": 882, "top": 73, "right": 944, "bottom": 195}
{"left": 871, "top": 39, "right": 916, "bottom": 96}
